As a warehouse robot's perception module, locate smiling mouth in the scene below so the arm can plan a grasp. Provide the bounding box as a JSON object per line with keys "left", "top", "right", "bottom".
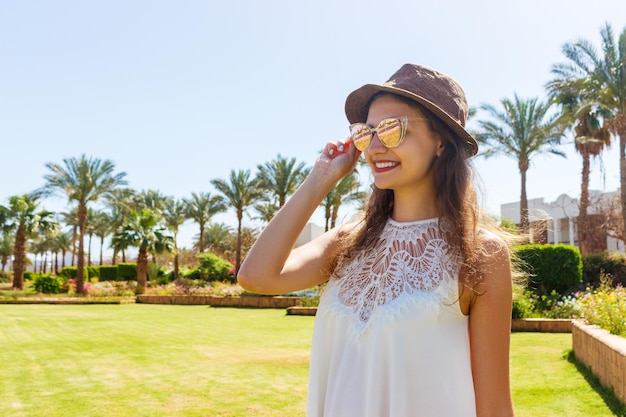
{"left": 374, "top": 161, "right": 399, "bottom": 170}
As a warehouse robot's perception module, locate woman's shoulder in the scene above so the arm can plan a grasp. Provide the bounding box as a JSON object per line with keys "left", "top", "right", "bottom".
{"left": 475, "top": 226, "right": 512, "bottom": 266}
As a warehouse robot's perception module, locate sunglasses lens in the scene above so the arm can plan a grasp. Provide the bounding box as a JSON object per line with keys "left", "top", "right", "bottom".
{"left": 350, "top": 124, "right": 372, "bottom": 151}
{"left": 377, "top": 119, "right": 403, "bottom": 148}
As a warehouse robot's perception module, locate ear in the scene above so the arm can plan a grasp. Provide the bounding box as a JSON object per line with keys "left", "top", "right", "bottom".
{"left": 435, "top": 137, "right": 445, "bottom": 157}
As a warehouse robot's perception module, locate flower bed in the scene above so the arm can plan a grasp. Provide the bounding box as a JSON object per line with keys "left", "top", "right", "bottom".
{"left": 136, "top": 295, "right": 301, "bottom": 308}
{"left": 572, "top": 320, "right": 626, "bottom": 405}
{"left": 0, "top": 297, "right": 134, "bottom": 304}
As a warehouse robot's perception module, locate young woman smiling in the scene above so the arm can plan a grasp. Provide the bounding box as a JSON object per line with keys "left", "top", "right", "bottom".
{"left": 238, "top": 63, "right": 516, "bottom": 417}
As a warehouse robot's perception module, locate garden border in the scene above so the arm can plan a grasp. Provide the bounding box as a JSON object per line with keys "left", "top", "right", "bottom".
{"left": 572, "top": 320, "right": 626, "bottom": 405}
{"left": 136, "top": 295, "right": 301, "bottom": 308}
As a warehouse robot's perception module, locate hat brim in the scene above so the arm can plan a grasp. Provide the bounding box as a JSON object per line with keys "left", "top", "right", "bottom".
{"left": 345, "top": 83, "right": 478, "bottom": 157}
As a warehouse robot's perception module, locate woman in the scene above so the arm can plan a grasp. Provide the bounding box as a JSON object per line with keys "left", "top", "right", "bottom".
{"left": 238, "top": 63, "right": 515, "bottom": 417}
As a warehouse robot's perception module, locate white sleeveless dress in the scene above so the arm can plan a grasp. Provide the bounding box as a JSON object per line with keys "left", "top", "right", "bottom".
{"left": 307, "top": 218, "right": 476, "bottom": 417}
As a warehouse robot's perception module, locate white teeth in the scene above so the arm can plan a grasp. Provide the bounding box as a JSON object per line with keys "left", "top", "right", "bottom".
{"left": 375, "top": 161, "right": 398, "bottom": 169}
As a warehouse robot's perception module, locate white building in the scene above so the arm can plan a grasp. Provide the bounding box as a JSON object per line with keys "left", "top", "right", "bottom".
{"left": 500, "top": 190, "right": 624, "bottom": 252}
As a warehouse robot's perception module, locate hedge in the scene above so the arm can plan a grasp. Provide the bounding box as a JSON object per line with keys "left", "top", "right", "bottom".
{"left": 582, "top": 252, "right": 626, "bottom": 287}
{"left": 99, "top": 265, "right": 118, "bottom": 281}
{"left": 117, "top": 263, "right": 137, "bottom": 281}
{"left": 33, "top": 274, "right": 63, "bottom": 294}
{"left": 86, "top": 266, "right": 100, "bottom": 279}
{"left": 514, "top": 243, "right": 582, "bottom": 294}
{"left": 57, "top": 267, "right": 89, "bottom": 280}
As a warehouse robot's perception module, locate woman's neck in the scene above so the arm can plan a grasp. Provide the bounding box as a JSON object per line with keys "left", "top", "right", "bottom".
{"left": 391, "top": 188, "right": 439, "bottom": 222}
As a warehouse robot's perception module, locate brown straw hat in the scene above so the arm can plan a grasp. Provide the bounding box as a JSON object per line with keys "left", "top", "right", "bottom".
{"left": 345, "top": 63, "right": 478, "bottom": 157}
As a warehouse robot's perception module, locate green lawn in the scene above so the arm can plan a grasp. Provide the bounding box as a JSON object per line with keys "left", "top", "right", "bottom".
{"left": 0, "top": 305, "right": 623, "bottom": 417}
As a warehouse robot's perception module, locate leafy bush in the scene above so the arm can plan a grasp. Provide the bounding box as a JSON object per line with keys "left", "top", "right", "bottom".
{"left": 99, "top": 265, "right": 118, "bottom": 281}
{"left": 58, "top": 266, "right": 89, "bottom": 280}
{"left": 147, "top": 262, "right": 159, "bottom": 282}
{"left": 117, "top": 263, "right": 137, "bottom": 281}
{"left": 197, "top": 253, "right": 235, "bottom": 282}
{"left": 512, "top": 290, "right": 536, "bottom": 319}
{"left": 33, "top": 274, "right": 63, "bottom": 294}
{"left": 514, "top": 244, "right": 582, "bottom": 294}
{"left": 23, "top": 271, "right": 35, "bottom": 281}
{"left": 86, "top": 266, "right": 100, "bottom": 279}
{"left": 582, "top": 252, "right": 626, "bottom": 287}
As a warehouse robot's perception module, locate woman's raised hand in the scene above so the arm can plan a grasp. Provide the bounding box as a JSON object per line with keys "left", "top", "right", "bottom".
{"left": 315, "top": 138, "right": 361, "bottom": 183}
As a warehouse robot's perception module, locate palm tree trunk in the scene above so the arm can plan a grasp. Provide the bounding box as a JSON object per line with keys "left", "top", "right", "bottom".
{"left": 62, "top": 249, "right": 66, "bottom": 268}
{"left": 136, "top": 246, "right": 148, "bottom": 294}
{"left": 173, "top": 232, "right": 179, "bottom": 280}
{"left": 76, "top": 205, "right": 88, "bottom": 294}
{"left": 99, "top": 237, "right": 104, "bottom": 266}
{"left": 235, "top": 212, "right": 243, "bottom": 275}
{"left": 12, "top": 225, "right": 26, "bottom": 290}
{"left": 578, "top": 151, "right": 591, "bottom": 255}
{"left": 519, "top": 167, "right": 529, "bottom": 236}
{"left": 54, "top": 252, "right": 59, "bottom": 275}
{"left": 619, "top": 122, "right": 626, "bottom": 242}
{"left": 199, "top": 224, "right": 205, "bottom": 253}
{"left": 71, "top": 225, "right": 77, "bottom": 266}
{"left": 87, "top": 233, "right": 93, "bottom": 266}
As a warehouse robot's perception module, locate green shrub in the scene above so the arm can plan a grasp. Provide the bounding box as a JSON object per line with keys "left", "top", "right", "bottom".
{"left": 33, "top": 274, "right": 63, "bottom": 294}
{"left": 183, "top": 268, "right": 203, "bottom": 280}
{"left": 148, "top": 262, "right": 159, "bottom": 282}
{"left": 197, "top": 253, "right": 235, "bottom": 283}
{"left": 514, "top": 244, "right": 582, "bottom": 294}
{"left": 117, "top": 263, "right": 137, "bottom": 281}
{"left": 86, "top": 266, "right": 100, "bottom": 279}
{"left": 512, "top": 291, "right": 536, "bottom": 319}
{"left": 23, "top": 271, "right": 36, "bottom": 281}
{"left": 582, "top": 252, "right": 626, "bottom": 287}
{"left": 58, "top": 266, "right": 89, "bottom": 280}
{"left": 99, "top": 265, "right": 118, "bottom": 281}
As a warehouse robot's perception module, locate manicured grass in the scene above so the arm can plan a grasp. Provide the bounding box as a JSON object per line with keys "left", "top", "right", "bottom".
{"left": 0, "top": 305, "right": 623, "bottom": 416}
{"left": 511, "top": 333, "right": 625, "bottom": 416}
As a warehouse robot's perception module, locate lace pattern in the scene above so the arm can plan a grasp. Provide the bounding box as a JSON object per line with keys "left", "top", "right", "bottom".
{"left": 320, "top": 218, "right": 461, "bottom": 338}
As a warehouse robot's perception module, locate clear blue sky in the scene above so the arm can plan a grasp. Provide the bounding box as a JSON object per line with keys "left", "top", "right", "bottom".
{"left": 2, "top": 0, "right": 626, "bottom": 250}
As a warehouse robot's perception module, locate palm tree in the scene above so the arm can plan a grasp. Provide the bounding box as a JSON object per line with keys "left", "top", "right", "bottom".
{"left": 91, "top": 210, "right": 113, "bottom": 265}
{"left": 256, "top": 154, "right": 309, "bottom": 207}
{"left": 105, "top": 188, "right": 136, "bottom": 264}
{"left": 135, "top": 189, "right": 168, "bottom": 212}
{"left": 85, "top": 208, "right": 99, "bottom": 266}
{"left": 52, "top": 231, "right": 73, "bottom": 270}
{"left": 211, "top": 169, "right": 263, "bottom": 274}
{"left": 0, "top": 232, "right": 14, "bottom": 275}
{"left": 321, "top": 170, "right": 365, "bottom": 231}
{"left": 202, "top": 222, "right": 233, "bottom": 256}
{"left": 476, "top": 95, "right": 566, "bottom": 234}
{"left": 546, "top": 78, "right": 612, "bottom": 254}
{"left": 59, "top": 207, "right": 79, "bottom": 266}
{"left": 40, "top": 155, "right": 127, "bottom": 294}
{"left": 253, "top": 200, "right": 279, "bottom": 224}
{"left": 0, "top": 194, "right": 55, "bottom": 289}
{"left": 113, "top": 208, "right": 174, "bottom": 294}
{"left": 183, "top": 192, "right": 226, "bottom": 253}
{"left": 549, "top": 23, "right": 626, "bottom": 239}
{"left": 162, "top": 197, "right": 187, "bottom": 280}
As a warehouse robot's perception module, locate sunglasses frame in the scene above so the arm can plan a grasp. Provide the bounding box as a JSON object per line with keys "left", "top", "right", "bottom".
{"left": 349, "top": 116, "right": 428, "bottom": 151}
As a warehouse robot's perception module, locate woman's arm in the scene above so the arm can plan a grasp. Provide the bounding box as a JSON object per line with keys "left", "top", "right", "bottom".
{"left": 469, "top": 233, "right": 515, "bottom": 417}
{"left": 237, "top": 140, "right": 360, "bottom": 295}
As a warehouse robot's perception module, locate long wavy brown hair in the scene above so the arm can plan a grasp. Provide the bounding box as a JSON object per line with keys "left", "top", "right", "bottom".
{"left": 332, "top": 92, "right": 485, "bottom": 286}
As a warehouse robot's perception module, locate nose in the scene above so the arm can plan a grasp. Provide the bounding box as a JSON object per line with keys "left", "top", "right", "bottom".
{"left": 367, "top": 132, "right": 386, "bottom": 153}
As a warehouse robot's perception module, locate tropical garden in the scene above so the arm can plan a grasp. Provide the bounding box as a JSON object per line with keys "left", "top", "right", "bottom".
{"left": 0, "top": 23, "right": 625, "bottom": 338}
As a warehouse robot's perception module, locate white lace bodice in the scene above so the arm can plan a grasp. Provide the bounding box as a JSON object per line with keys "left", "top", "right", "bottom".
{"left": 320, "top": 217, "right": 462, "bottom": 339}
{"left": 307, "top": 218, "right": 476, "bottom": 417}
